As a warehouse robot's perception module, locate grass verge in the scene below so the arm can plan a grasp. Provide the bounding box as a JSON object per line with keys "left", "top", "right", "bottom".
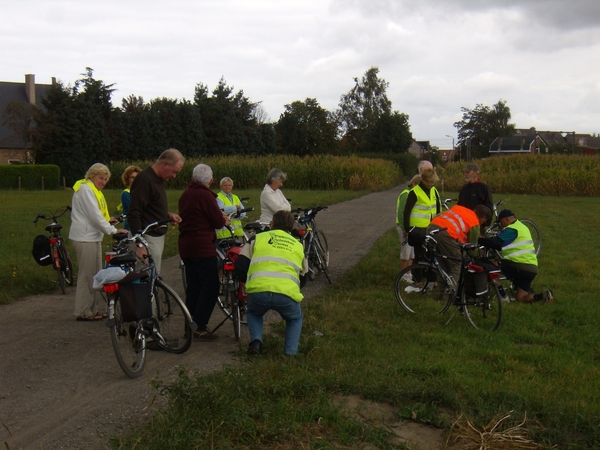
{"left": 114, "top": 193, "right": 600, "bottom": 449}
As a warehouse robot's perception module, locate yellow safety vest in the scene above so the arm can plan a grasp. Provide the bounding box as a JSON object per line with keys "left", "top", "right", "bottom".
{"left": 246, "top": 229, "right": 305, "bottom": 302}
{"left": 216, "top": 192, "right": 243, "bottom": 238}
{"left": 396, "top": 188, "right": 410, "bottom": 226}
{"left": 409, "top": 185, "right": 437, "bottom": 228}
{"left": 502, "top": 220, "right": 537, "bottom": 266}
{"left": 72, "top": 179, "right": 110, "bottom": 221}
{"left": 116, "top": 188, "right": 129, "bottom": 212}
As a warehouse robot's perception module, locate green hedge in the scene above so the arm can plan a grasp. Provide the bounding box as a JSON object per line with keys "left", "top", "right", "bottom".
{"left": 0, "top": 164, "right": 61, "bottom": 190}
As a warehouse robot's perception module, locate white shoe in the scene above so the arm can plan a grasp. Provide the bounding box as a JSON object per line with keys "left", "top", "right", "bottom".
{"left": 404, "top": 286, "right": 422, "bottom": 293}
{"left": 425, "top": 281, "right": 437, "bottom": 290}
{"left": 401, "top": 273, "right": 414, "bottom": 284}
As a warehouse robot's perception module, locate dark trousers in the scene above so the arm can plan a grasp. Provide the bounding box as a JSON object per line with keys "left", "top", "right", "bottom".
{"left": 183, "top": 256, "right": 219, "bottom": 331}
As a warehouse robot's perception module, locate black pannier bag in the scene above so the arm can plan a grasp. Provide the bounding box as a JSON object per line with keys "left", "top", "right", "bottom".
{"left": 32, "top": 235, "right": 52, "bottom": 266}
{"left": 464, "top": 263, "right": 489, "bottom": 297}
{"left": 118, "top": 281, "right": 153, "bottom": 322}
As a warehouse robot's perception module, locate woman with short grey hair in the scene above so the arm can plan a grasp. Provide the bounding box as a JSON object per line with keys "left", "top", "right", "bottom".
{"left": 259, "top": 167, "right": 291, "bottom": 224}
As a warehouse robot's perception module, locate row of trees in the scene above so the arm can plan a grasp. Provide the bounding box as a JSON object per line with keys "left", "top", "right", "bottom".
{"left": 4, "top": 65, "right": 535, "bottom": 182}
{"left": 12, "top": 67, "right": 413, "bottom": 184}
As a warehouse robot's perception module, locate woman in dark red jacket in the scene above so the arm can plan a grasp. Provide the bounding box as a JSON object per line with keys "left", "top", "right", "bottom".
{"left": 178, "top": 164, "right": 229, "bottom": 340}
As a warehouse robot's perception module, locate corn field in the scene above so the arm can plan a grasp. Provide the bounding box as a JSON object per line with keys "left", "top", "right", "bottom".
{"left": 106, "top": 155, "right": 402, "bottom": 191}
{"left": 440, "top": 154, "right": 600, "bottom": 196}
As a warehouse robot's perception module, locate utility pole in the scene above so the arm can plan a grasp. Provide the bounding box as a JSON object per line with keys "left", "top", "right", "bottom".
{"left": 445, "top": 135, "right": 455, "bottom": 162}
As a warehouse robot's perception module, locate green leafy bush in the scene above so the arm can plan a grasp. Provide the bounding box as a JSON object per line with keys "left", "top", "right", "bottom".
{"left": 0, "top": 164, "right": 61, "bottom": 190}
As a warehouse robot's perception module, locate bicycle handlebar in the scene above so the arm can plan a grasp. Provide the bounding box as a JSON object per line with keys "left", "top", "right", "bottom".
{"left": 228, "top": 207, "right": 254, "bottom": 219}
{"left": 33, "top": 206, "right": 72, "bottom": 225}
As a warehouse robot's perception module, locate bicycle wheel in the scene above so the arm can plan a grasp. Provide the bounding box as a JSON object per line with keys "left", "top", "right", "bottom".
{"left": 226, "top": 274, "right": 242, "bottom": 341}
{"left": 520, "top": 218, "right": 542, "bottom": 256}
{"left": 314, "top": 230, "right": 332, "bottom": 283}
{"left": 58, "top": 243, "right": 74, "bottom": 285}
{"left": 110, "top": 294, "right": 146, "bottom": 378}
{"left": 57, "top": 265, "right": 67, "bottom": 294}
{"left": 463, "top": 280, "right": 503, "bottom": 331}
{"left": 394, "top": 264, "right": 450, "bottom": 315}
{"left": 153, "top": 279, "right": 193, "bottom": 354}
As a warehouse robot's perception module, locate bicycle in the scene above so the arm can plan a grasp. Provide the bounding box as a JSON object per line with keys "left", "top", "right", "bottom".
{"left": 100, "top": 219, "right": 195, "bottom": 378}
{"left": 33, "top": 206, "right": 75, "bottom": 294}
{"left": 295, "top": 206, "right": 331, "bottom": 283}
{"left": 394, "top": 228, "right": 503, "bottom": 331}
{"left": 180, "top": 207, "right": 254, "bottom": 342}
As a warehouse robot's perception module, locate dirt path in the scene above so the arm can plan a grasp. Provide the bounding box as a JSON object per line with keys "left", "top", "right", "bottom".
{"left": 0, "top": 184, "right": 442, "bottom": 449}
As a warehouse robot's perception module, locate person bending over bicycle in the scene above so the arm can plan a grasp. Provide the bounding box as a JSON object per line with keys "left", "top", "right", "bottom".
{"left": 235, "top": 210, "right": 308, "bottom": 356}
{"left": 478, "top": 209, "right": 554, "bottom": 304}
{"left": 422, "top": 204, "right": 492, "bottom": 286}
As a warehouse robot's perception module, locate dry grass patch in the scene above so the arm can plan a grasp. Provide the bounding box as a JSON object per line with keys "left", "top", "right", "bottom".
{"left": 447, "top": 412, "right": 548, "bottom": 450}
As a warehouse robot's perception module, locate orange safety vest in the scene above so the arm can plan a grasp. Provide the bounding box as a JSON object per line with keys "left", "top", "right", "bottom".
{"left": 430, "top": 205, "right": 479, "bottom": 243}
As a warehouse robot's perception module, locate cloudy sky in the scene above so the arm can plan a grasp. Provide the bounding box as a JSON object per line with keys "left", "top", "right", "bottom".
{"left": 3, "top": 0, "right": 600, "bottom": 148}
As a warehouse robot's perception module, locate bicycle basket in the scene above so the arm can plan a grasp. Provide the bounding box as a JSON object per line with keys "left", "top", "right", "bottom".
{"left": 32, "top": 235, "right": 52, "bottom": 266}
{"left": 118, "top": 280, "right": 152, "bottom": 322}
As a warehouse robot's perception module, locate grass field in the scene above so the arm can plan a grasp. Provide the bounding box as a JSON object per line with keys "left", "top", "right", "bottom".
{"left": 109, "top": 193, "right": 600, "bottom": 449}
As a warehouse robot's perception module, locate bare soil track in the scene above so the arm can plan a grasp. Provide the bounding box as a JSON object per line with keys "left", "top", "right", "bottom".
{"left": 0, "top": 184, "right": 443, "bottom": 449}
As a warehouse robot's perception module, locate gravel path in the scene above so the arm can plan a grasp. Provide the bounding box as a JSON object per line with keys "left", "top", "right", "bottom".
{"left": 0, "top": 185, "right": 404, "bottom": 449}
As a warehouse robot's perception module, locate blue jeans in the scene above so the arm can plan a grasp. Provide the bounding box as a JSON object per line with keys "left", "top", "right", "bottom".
{"left": 247, "top": 292, "right": 303, "bottom": 355}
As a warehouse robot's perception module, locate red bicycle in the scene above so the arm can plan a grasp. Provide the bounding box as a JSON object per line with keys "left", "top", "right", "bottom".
{"left": 33, "top": 206, "right": 75, "bottom": 294}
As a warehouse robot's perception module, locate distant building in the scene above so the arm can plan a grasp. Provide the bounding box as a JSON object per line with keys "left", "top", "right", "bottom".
{"left": 0, "top": 74, "right": 55, "bottom": 164}
{"left": 408, "top": 140, "right": 431, "bottom": 159}
{"left": 489, "top": 127, "right": 600, "bottom": 155}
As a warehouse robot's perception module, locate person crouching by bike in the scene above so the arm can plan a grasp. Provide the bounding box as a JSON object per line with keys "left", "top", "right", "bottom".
{"left": 235, "top": 210, "right": 308, "bottom": 356}
{"left": 69, "top": 163, "right": 128, "bottom": 321}
{"left": 478, "top": 209, "right": 554, "bottom": 304}
{"left": 426, "top": 204, "right": 492, "bottom": 286}
{"left": 178, "top": 164, "right": 230, "bottom": 340}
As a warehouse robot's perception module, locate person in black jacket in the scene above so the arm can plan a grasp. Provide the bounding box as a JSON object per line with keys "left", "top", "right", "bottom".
{"left": 457, "top": 162, "right": 493, "bottom": 226}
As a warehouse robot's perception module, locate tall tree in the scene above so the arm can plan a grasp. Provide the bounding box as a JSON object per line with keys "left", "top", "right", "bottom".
{"left": 337, "top": 66, "right": 392, "bottom": 136}
{"left": 361, "top": 111, "right": 412, "bottom": 154}
{"left": 275, "top": 98, "right": 339, "bottom": 156}
{"left": 34, "top": 68, "right": 117, "bottom": 184}
{"left": 194, "top": 77, "right": 258, "bottom": 155}
{"left": 454, "top": 99, "right": 516, "bottom": 159}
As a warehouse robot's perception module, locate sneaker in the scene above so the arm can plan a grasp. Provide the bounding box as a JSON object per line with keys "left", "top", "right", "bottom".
{"left": 497, "top": 286, "right": 510, "bottom": 303}
{"left": 543, "top": 289, "right": 554, "bottom": 304}
{"left": 401, "top": 273, "right": 414, "bottom": 284}
{"left": 247, "top": 339, "right": 263, "bottom": 355}
{"left": 404, "top": 286, "right": 422, "bottom": 294}
{"left": 194, "top": 330, "right": 219, "bottom": 341}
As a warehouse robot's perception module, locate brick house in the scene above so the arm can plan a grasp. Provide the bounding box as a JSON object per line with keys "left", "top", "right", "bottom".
{"left": 489, "top": 127, "right": 599, "bottom": 155}
{"left": 0, "top": 74, "right": 55, "bottom": 164}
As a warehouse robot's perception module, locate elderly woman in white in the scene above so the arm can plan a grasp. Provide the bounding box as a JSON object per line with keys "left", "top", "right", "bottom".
{"left": 258, "top": 168, "right": 291, "bottom": 224}
{"left": 69, "top": 163, "right": 127, "bottom": 321}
